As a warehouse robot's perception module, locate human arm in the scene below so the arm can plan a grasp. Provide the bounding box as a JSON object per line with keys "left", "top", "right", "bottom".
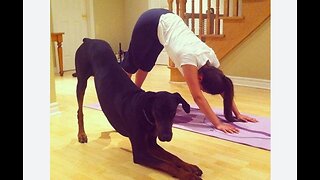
{"left": 232, "top": 100, "right": 258, "bottom": 122}
{"left": 182, "top": 65, "right": 239, "bottom": 133}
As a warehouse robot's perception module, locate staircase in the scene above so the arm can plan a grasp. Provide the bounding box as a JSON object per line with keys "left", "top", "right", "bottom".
{"left": 166, "top": 0, "right": 270, "bottom": 82}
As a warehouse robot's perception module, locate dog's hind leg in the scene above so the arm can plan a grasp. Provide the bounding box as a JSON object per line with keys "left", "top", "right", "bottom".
{"left": 76, "top": 76, "right": 90, "bottom": 143}
{"left": 76, "top": 75, "right": 90, "bottom": 143}
{"left": 75, "top": 40, "right": 94, "bottom": 143}
{"left": 75, "top": 52, "right": 92, "bottom": 143}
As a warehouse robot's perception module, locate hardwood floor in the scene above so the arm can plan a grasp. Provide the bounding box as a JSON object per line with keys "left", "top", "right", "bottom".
{"left": 51, "top": 65, "right": 270, "bottom": 180}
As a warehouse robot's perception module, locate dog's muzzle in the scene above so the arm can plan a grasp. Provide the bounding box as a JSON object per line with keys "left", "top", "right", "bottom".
{"left": 158, "top": 133, "right": 173, "bottom": 142}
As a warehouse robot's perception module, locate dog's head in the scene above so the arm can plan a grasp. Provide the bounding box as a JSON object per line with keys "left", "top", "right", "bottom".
{"left": 149, "top": 92, "right": 190, "bottom": 142}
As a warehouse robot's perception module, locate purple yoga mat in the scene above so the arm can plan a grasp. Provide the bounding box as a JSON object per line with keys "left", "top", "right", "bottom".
{"left": 84, "top": 103, "right": 270, "bottom": 150}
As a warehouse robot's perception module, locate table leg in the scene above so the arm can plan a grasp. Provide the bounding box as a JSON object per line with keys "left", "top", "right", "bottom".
{"left": 57, "top": 42, "right": 64, "bottom": 76}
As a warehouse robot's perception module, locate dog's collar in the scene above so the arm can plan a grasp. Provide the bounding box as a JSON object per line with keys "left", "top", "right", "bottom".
{"left": 143, "top": 109, "right": 155, "bottom": 126}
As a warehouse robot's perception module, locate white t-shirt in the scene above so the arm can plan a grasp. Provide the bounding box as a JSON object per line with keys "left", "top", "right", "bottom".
{"left": 157, "top": 13, "right": 220, "bottom": 75}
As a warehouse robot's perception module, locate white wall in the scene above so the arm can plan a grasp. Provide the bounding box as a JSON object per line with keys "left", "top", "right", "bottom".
{"left": 124, "top": 0, "right": 149, "bottom": 50}
{"left": 148, "top": 0, "right": 168, "bottom": 9}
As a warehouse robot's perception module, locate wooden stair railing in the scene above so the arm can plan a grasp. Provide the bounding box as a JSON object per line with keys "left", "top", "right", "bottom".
{"left": 206, "top": 0, "right": 270, "bottom": 60}
{"left": 166, "top": 0, "right": 270, "bottom": 82}
{"left": 167, "top": 0, "right": 227, "bottom": 82}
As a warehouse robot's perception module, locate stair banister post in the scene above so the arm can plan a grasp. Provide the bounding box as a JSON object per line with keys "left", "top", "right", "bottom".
{"left": 179, "top": 0, "right": 187, "bottom": 18}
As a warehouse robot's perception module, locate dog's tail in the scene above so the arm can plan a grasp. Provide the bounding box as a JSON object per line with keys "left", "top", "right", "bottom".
{"left": 83, "top": 38, "right": 91, "bottom": 43}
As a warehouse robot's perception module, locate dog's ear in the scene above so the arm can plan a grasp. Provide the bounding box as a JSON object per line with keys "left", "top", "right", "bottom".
{"left": 174, "top": 93, "right": 190, "bottom": 113}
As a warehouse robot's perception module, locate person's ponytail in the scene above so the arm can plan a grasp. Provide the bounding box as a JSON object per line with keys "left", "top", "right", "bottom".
{"left": 223, "top": 76, "right": 236, "bottom": 122}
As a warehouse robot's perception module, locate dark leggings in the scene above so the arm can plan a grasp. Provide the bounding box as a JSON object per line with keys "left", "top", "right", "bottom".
{"left": 121, "top": 8, "right": 172, "bottom": 74}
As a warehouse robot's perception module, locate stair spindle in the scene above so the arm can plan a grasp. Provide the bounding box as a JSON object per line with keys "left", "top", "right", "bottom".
{"left": 207, "top": 0, "right": 212, "bottom": 35}
{"left": 176, "top": 0, "right": 180, "bottom": 15}
{"left": 224, "top": 0, "right": 229, "bottom": 17}
{"left": 199, "top": 0, "right": 203, "bottom": 37}
{"left": 215, "top": 0, "right": 220, "bottom": 35}
{"left": 233, "top": 0, "right": 238, "bottom": 16}
{"left": 191, "top": 0, "right": 195, "bottom": 32}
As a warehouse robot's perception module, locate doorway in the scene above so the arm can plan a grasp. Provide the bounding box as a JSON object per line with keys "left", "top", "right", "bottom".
{"left": 51, "top": 0, "right": 95, "bottom": 72}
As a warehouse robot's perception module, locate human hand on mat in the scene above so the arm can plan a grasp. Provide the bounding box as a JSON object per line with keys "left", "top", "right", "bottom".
{"left": 236, "top": 114, "right": 258, "bottom": 123}
{"left": 216, "top": 123, "right": 239, "bottom": 134}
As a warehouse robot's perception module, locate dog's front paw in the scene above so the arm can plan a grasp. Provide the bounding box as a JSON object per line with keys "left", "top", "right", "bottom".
{"left": 179, "top": 171, "right": 202, "bottom": 180}
{"left": 78, "top": 132, "right": 88, "bottom": 143}
{"left": 179, "top": 163, "right": 202, "bottom": 176}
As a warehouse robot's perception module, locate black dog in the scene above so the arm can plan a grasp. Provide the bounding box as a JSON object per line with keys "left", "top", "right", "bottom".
{"left": 75, "top": 38, "right": 202, "bottom": 179}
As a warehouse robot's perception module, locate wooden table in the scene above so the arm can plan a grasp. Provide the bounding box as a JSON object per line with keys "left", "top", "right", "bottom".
{"left": 51, "top": 32, "right": 65, "bottom": 76}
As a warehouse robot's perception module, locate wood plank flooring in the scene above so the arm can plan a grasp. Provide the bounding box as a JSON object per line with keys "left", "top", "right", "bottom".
{"left": 51, "top": 65, "right": 270, "bottom": 180}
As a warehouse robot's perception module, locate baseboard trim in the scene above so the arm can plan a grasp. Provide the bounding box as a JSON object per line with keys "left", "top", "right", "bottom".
{"left": 50, "top": 102, "right": 61, "bottom": 116}
{"left": 167, "top": 75, "right": 270, "bottom": 89}
{"left": 169, "top": 81, "right": 186, "bottom": 84}
{"left": 228, "top": 76, "right": 270, "bottom": 90}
